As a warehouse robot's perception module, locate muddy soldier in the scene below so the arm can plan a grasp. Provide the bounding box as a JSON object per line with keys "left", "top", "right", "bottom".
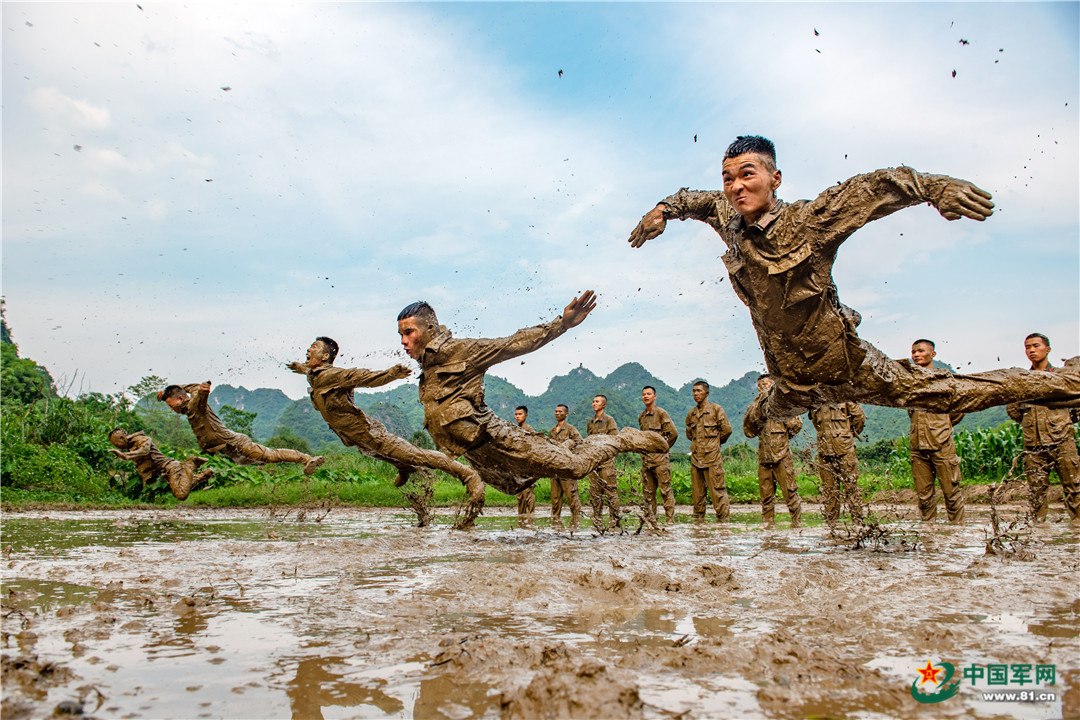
{"left": 514, "top": 406, "right": 537, "bottom": 529}
{"left": 744, "top": 375, "right": 803, "bottom": 526}
{"left": 587, "top": 394, "right": 622, "bottom": 531}
{"left": 627, "top": 135, "right": 1080, "bottom": 420}
{"left": 160, "top": 382, "right": 325, "bottom": 473}
{"left": 908, "top": 340, "right": 965, "bottom": 523}
{"left": 396, "top": 292, "right": 669, "bottom": 518}
{"left": 810, "top": 402, "right": 865, "bottom": 524}
{"left": 639, "top": 386, "right": 680, "bottom": 525}
{"left": 1006, "top": 334, "right": 1080, "bottom": 522}
{"left": 288, "top": 336, "right": 484, "bottom": 528}
{"left": 684, "top": 380, "right": 734, "bottom": 522}
{"left": 548, "top": 404, "right": 583, "bottom": 529}
{"left": 108, "top": 428, "right": 213, "bottom": 500}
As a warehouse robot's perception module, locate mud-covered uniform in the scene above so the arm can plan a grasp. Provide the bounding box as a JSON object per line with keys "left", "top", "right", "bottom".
{"left": 744, "top": 396, "right": 803, "bottom": 525}
{"left": 515, "top": 422, "right": 538, "bottom": 527}
{"left": 810, "top": 403, "right": 865, "bottom": 523}
{"left": 178, "top": 383, "right": 316, "bottom": 467}
{"left": 1007, "top": 369, "right": 1079, "bottom": 521}
{"left": 639, "top": 405, "right": 679, "bottom": 524}
{"left": 416, "top": 320, "right": 665, "bottom": 497}
{"left": 548, "top": 421, "right": 583, "bottom": 528}
{"left": 655, "top": 172, "right": 1080, "bottom": 419}
{"left": 908, "top": 408, "right": 965, "bottom": 522}
{"left": 112, "top": 431, "right": 212, "bottom": 501}
{"left": 300, "top": 364, "right": 480, "bottom": 493}
{"left": 685, "top": 400, "right": 733, "bottom": 521}
{"left": 587, "top": 413, "right": 622, "bottom": 529}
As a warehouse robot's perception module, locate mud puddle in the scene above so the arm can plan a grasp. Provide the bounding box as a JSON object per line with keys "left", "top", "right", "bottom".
{"left": 2, "top": 505, "right": 1077, "bottom": 719}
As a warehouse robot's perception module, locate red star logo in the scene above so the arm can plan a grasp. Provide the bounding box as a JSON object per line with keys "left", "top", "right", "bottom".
{"left": 916, "top": 660, "right": 942, "bottom": 686}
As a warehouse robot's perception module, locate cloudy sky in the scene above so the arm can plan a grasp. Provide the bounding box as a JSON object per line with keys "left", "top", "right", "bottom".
{"left": 3, "top": 2, "right": 1077, "bottom": 400}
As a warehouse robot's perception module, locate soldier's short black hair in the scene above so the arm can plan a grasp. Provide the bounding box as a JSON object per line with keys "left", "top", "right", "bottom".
{"left": 759, "top": 373, "right": 771, "bottom": 381}
{"left": 515, "top": 405, "right": 528, "bottom": 414}
{"left": 398, "top": 301, "right": 439, "bottom": 329}
{"left": 725, "top": 135, "right": 777, "bottom": 172}
{"left": 912, "top": 338, "right": 935, "bottom": 350}
{"left": 594, "top": 394, "right": 607, "bottom": 403}
{"left": 161, "top": 385, "right": 186, "bottom": 401}
{"left": 315, "top": 336, "right": 339, "bottom": 363}
{"left": 642, "top": 385, "right": 656, "bottom": 394}
{"left": 1025, "top": 332, "right": 1050, "bottom": 346}
{"left": 556, "top": 403, "right": 569, "bottom": 411}
{"left": 693, "top": 380, "right": 710, "bottom": 391}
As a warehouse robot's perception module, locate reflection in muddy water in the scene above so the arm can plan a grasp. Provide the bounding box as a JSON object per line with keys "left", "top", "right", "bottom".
{"left": 1, "top": 506, "right": 1077, "bottom": 719}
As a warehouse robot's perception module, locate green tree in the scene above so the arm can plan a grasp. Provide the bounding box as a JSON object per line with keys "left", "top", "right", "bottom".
{"left": 266, "top": 425, "right": 312, "bottom": 454}
{"left": 220, "top": 405, "right": 257, "bottom": 438}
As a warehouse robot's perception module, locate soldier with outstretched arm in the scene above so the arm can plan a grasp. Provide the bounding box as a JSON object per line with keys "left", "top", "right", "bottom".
{"left": 288, "top": 336, "right": 485, "bottom": 528}
{"left": 396, "top": 291, "right": 669, "bottom": 521}
{"left": 628, "top": 135, "right": 1080, "bottom": 420}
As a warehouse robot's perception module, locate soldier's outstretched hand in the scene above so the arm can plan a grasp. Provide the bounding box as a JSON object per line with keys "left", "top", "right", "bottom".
{"left": 628, "top": 204, "right": 667, "bottom": 248}
{"left": 935, "top": 178, "right": 994, "bottom": 221}
{"left": 286, "top": 361, "right": 308, "bottom": 374}
{"left": 563, "top": 290, "right": 597, "bottom": 329}
{"left": 389, "top": 364, "right": 412, "bottom": 380}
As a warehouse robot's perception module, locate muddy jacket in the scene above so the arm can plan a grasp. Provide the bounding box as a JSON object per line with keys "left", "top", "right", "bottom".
{"left": 685, "top": 401, "right": 733, "bottom": 467}
{"left": 660, "top": 168, "right": 953, "bottom": 387}
{"left": 305, "top": 365, "right": 404, "bottom": 445}
{"left": 587, "top": 414, "right": 618, "bottom": 437}
{"left": 178, "top": 383, "right": 245, "bottom": 453}
{"left": 549, "top": 422, "right": 583, "bottom": 445}
{"left": 418, "top": 318, "right": 567, "bottom": 457}
{"left": 810, "top": 403, "right": 865, "bottom": 456}
{"left": 518, "top": 422, "right": 537, "bottom": 434}
{"left": 908, "top": 409, "right": 964, "bottom": 451}
{"left": 745, "top": 397, "right": 803, "bottom": 464}
{"left": 114, "top": 431, "right": 175, "bottom": 482}
{"left": 638, "top": 406, "right": 678, "bottom": 467}
{"left": 1007, "top": 368, "right": 1079, "bottom": 447}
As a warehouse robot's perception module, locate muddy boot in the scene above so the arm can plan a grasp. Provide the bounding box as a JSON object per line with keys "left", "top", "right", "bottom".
{"left": 394, "top": 467, "right": 414, "bottom": 488}
{"left": 304, "top": 456, "right": 325, "bottom": 476}
{"left": 453, "top": 467, "right": 485, "bottom": 530}
{"left": 616, "top": 428, "right": 668, "bottom": 454}
{"left": 192, "top": 468, "right": 214, "bottom": 491}
{"left": 170, "top": 459, "right": 200, "bottom": 501}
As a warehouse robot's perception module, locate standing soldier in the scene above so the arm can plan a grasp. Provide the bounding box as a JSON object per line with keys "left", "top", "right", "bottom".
{"left": 108, "top": 428, "right": 214, "bottom": 501}
{"left": 639, "top": 386, "right": 680, "bottom": 525}
{"left": 810, "top": 402, "right": 866, "bottom": 524}
{"left": 586, "top": 394, "right": 622, "bottom": 531}
{"left": 684, "top": 380, "right": 734, "bottom": 522}
{"left": 548, "top": 404, "right": 584, "bottom": 529}
{"left": 1006, "top": 333, "right": 1080, "bottom": 522}
{"left": 908, "top": 340, "right": 966, "bottom": 523}
{"left": 744, "top": 375, "right": 804, "bottom": 527}
{"left": 513, "top": 406, "right": 537, "bottom": 528}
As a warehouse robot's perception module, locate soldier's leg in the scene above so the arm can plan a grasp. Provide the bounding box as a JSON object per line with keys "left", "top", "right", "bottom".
{"left": 517, "top": 488, "right": 536, "bottom": 528}
{"left": 708, "top": 461, "right": 730, "bottom": 522}
{"left": 690, "top": 464, "right": 708, "bottom": 520}
{"left": 656, "top": 461, "right": 675, "bottom": 524}
{"left": 911, "top": 450, "right": 938, "bottom": 521}
{"left": 165, "top": 459, "right": 196, "bottom": 501}
{"left": 839, "top": 451, "right": 863, "bottom": 523}
{"left": 1052, "top": 441, "right": 1080, "bottom": 520}
{"left": 818, "top": 454, "right": 841, "bottom": 524}
{"left": 228, "top": 436, "right": 321, "bottom": 473}
{"left": 777, "top": 455, "right": 802, "bottom": 526}
{"left": 934, "top": 445, "right": 965, "bottom": 523}
{"left": 642, "top": 466, "right": 659, "bottom": 523}
{"left": 601, "top": 463, "right": 621, "bottom": 525}
{"left": 550, "top": 478, "right": 565, "bottom": 528}
{"left": 758, "top": 463, "right": 777, "bottom": 525}
{"left": 1022, "top": 450, "right": 1051, "bottom": 521}
{"left": 587, "top": 470, "right": 606, "bottom": 529}
{"left": 567, "top": 478, "right": 582, "bottom": 529}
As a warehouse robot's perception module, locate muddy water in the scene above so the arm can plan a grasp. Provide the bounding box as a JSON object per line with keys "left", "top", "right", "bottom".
{"left": 1, "top": 506, "right": 1077, "bottom": 719}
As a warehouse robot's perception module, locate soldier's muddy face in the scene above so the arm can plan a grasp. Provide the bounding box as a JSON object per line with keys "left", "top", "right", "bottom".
{"left": 554, "top": 406, "right": 568, "bottom": 422}
{"left": 642, "top": 387, "right": 656, "bottom": 407}
{"left": 911, "top": 342, "right": 936, "bottom": 368}
{"left": 397, "top": 317, "right": 429, "bottom": 360}
{"left": 164, "top": 393, "right": 188, "bottom": 414}
{"left": 514, "top": 409, "right": 527, "bottom": 425}
{"left": 721, "top": 152, "right": 781, "bottom": 224}
{"left": 1025, "top": 337, "right": 1050, "bottom": 367}
{"left": 107, "top": 430, "right": 129, "bottom": 450}
{"left": 592, "top": 396, "right": 606, "bottom": 413}
{"left": 306, "top": 341, "right": 330, "bottom": 369}
{"left": 692, "top": 385, "right": 708, "bottom": 404}
{"left": 757, "top": 376, "right": 773, "bottom": 392}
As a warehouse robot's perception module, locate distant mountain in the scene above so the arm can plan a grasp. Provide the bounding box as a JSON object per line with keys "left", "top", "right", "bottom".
{"left": 206, "top": 361, "right": 1014, "bottom": 451}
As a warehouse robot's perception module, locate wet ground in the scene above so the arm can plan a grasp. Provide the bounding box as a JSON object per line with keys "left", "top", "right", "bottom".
{"left": 1, "top": 505, "right": 1077, "bottom": 719}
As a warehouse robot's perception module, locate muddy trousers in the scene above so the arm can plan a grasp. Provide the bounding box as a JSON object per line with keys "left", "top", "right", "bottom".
{"left": 589, "top": 461, "right": 621, "bottom": 529}
{"left": 642, "top": 461, "right": 675, "bottom": 523}
{"left": 758, "top": 457, "right": 801, "bottom": 526}
{"left": 817, "top": 452, "right": 863, "bottom": 524}
{"left": 763, "top": 341, "right": 1080, "bottom": 420}
{"left": 690, "top": 462, "right": 730, "bottom": 521}
{"left": 1021, "top": 441, "right": 1080, "bottom": 521}
{"left": 516, "top": 488, "right": 536, "bottom": 528}
{"left": 162, "top": 457, "right": 212, "bottom": 501}
{"left": 550, "top": 478, "right": 581, "bottom": 528}
{"left": 911, "top": 443, "right": 965, "bottom": 522}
